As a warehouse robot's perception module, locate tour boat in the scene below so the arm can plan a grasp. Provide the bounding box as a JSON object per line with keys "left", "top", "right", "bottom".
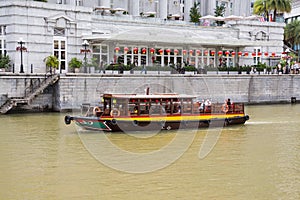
{"left": 64, "top": 92, "right": 249, "bottom": 132}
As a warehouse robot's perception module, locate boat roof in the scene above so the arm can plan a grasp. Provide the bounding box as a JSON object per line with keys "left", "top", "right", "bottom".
{"left": 102, "top": 93, "right": 197, "bottom": 99}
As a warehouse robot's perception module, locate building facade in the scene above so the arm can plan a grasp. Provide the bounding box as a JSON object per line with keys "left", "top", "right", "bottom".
{"left": 0, "top": 0, "right": 284, "bottom": 73}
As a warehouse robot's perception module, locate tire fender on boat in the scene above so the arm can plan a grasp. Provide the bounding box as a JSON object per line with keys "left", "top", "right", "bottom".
{"left": 221, "top": 104, "right": 229, "bottom": 113}
{"left": 110, "top": 108, "right": 120, "bottom": 117}
{"left": 93, "top": 106, "right": 101, "bottom": 116}
{"left": 64, "top": 115, "right": 73, "bottom": 125}
{"left": 111, "top": 118, "right": 117, "bottom": 125}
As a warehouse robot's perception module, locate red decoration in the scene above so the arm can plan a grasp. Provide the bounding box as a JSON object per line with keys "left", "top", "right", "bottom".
{"left": 158, "top": 49, "right": 164, "bottom": 55}
{"left": 244, "top": 52, "right": 249, "bottom": 57}
{"left": 264, "top": 52, "right": 269, "bottom": 57}
{"left": 231, "top": 52, "right": 236, "bottom": 57}
{"left": 271, "top": 52, "right": 276, "bottom": 57}
{"left": 150, "top": 48, "right": 155, "bottom": 54}
{"left": 258, "top": 52, "right": 262, "bottom": 56}
{"left": 16, "top": 46, "right": 27, "bottom": 52}
{"left": 115, "top": 47, "right": 120, "bottom": 53}
{"left": 189, "top": 50, "right": 193, "bottom": 56}
{"left": 238, "top": 51, "right": 242, "bottom": 57}
{"left": 174, "top": 49, "right": 179, "bottom": 55}
{"left": 204, "top": 50, "right": 208, "bottom": 56}
{"left": 196, "top": 50, "right": 201, "bottom": 56}
{"left": 133, "top": 47, "right": 138, "bottom": 54}
{"left": 183, "top": 50, "right": 187, "bottom": 55}
{"left": 211, "top": 50, "right": 215, "bottom": 56}
{"left": 124, "top": 47, "right": 129, "bottom": 54}
{"left": 142, "top": 48, "right": 147, "bottom": 54}
{"left": 80, "top": 49, "right": 91, "bottom": 53}
{"left": 252, "top": 52, "right": 256, "bottom": 57}
{"left": 225, "top": 51, "right": 230, "bottom": 56}
{"left": 166, "top": 49, "right": 171, "bottom": 55}
{"left": 218, "top": 51, "right": 223, "bottom": 56}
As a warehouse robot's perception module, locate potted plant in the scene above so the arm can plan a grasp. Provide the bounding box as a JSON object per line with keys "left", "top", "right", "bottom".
{"left": 0, "top": 54, "right": 11, "bottom": 72}
{"left": 68, "top": 57, "right": 83, "bottom": 73}
{"left": 44, "top": 55, "right": 59, "bottom": 74}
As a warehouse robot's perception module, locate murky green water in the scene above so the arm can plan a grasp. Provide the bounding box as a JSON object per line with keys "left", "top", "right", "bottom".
{"left": 0, "top": 105, "right": 299, "bottom": 199}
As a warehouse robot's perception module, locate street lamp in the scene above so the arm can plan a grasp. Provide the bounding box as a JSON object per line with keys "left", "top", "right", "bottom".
{"left": 82, "top": 40, "right": 89, "bottom": 73}
{"left": 285, "top": 49, "right": 290, "bottom": 74}
{"left": 17, "top": 38, "right": 26, "bottom": 73}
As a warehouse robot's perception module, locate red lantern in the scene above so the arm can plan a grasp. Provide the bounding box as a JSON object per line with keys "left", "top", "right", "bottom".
{"left": 124, "top": 47, "right": 129, "bottom": 54}
{"left": 142, "top": 48, "right": 147, "bottom": 54}
{"left": 252, "top": 52, "right": 256, "bottom": 57}
{"left": 258, "top": 52, "right": 262, "bottom": 57}
{"left": 133, "top": 47, "right": 138, "bottom": 54}
{"left": 166, "top": 49, "right": 171, "bottom": 55}
{"left": 204, "top": 50, "right": 208, "bottom": 56}
{"left": 218, "top": 51, "right": 223, "bottom": 56}
{"left": 211, "top": 50, "right": 215, "bottom": 56}
{"left": 238, "top": 51, "right": 242, "bottom": 57}
{"left": 174, "top": 49, "right": 179, "bottom": 55}
{"left": 150, "top": 48, "right": 155, "bottom": 54}
{"left": 196, "top": 50, "right": 201, "bottom": 56}
{"left": 244, "top": 52, "right": 249, "bottom": 57}
{"left": 183, "top": 50, "right": 187, "bottom": 55}
{"left": 225, "top": 51, "right": 230, "bottom": 57}
{"left": 158, "top": 49, "right": 164, "bottom": 55}
{"left": 189, "top": 50, "right": 193, "bottom": 56}
{"left": 115, "top": 47, "right": 120, "bottom": 53}
{"left": 264, "top": 52, "right": 269, "bottom": 57}
{"left": 272, "top": 52, "right": 276, "bottom": 57}
{"left": 231, "top": 52, "right": 236, "bottom": 57}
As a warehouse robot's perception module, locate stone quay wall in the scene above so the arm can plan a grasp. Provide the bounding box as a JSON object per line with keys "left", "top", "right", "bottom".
{"left": 1, "top": 73, "right": 300, "bottom": 112}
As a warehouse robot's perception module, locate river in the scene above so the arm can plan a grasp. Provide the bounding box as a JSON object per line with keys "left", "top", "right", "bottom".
{"left": 0, "top": 104, "right": 299, "bottom": 199}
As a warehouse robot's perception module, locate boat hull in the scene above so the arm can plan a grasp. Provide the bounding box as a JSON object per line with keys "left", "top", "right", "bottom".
{"left": 65, "top": 115, "right": 249, "bottom": 132}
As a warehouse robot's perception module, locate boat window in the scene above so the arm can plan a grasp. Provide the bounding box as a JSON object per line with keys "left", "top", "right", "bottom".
{"left": 139, "top": 100, "right": 149, "bottom": 115}
{"left": 182, "top": 99, "right": 192, "bottom": 114}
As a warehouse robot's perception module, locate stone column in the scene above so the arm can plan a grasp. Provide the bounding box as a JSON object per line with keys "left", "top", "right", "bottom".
{"left": 159, "top": 0, "right": 168, "bottom": 19}
{"left": 131, "top": 0, "right": 140, "bottom": 16}
{"left": 184, "top": 0, "right": 193, "bottom": 22}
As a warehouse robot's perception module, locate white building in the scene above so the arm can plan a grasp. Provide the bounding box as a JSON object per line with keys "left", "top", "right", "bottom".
{"left": 0, "top": 0, "right": 284, "bottom": 73}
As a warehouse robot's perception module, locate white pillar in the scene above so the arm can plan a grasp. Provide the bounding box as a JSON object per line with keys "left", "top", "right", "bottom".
{"left": 131, "top": 0, "right": 139, "bottom": 16}
{"left": 159, "top": 0, "right": 168, "bottom": 19}
{"left": 184, "top": 0, "right": 193, "bottom": 22}
{"left": 101, "top": 0, "right": 110, "bottom": 7}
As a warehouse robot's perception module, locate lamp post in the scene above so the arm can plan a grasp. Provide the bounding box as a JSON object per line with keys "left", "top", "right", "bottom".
{"left": 17, "top": 38, "right": 26, "bottom": 73}
{"left": 82, "top": 40, "right": 89, "bottom": 73}
{"left": 285, "top": 49, "right": 290, "bottom": 74}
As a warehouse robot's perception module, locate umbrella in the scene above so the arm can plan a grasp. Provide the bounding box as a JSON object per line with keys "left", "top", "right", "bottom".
{"left": 200, "top": 15, "right": 216, "bottom": 20}
{"left": 144, "top": 11, "right": 156, "bottom": 15}
{"left": 94, "top": 6, "right": 111, "bottom": 11}
{"left": 224, "top": 15, "right": 244, "bottom": 21}
{"left": 244, "top": 15, "right": 261, "bottom": 20}
{"left": 214, "top": 16, "right": 225, "bottom": 21}
{"left": 113, "top": 7, "right": 126, "bottom": 12}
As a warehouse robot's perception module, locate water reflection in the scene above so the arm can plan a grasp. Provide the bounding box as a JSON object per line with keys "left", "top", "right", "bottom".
{"left": 0, "top": 105, "right": 299, "bottom": 199}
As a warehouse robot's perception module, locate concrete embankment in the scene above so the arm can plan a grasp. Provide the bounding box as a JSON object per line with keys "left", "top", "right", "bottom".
{"left": 0, "top": 73, "right": 300, "bottom": 112}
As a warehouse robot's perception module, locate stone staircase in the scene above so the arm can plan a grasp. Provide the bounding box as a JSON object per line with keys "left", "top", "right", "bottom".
{"left": 0, "top": 74, "right": 60, "bottom": 114}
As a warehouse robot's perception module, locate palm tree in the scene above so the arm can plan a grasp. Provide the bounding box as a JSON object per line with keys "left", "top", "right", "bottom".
{"left": 253, "top": 0, "right": 270, "bottom": 21}
{"left": 253, "top": 0, "right": 292, "bottom": 22}
{"left": 214, "top": 5, "right": 225, "bottom": 26}
{"left": 268, "top": 0, "right": 291, "bottom": 22}
{"left": 284, "top": 20, "right": 300, "bottom": 48}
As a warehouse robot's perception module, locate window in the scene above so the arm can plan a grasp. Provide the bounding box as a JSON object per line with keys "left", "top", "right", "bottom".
{"left": 76, "top": 0, "right": 83, "bottom": 6}
{"left": 253, "top": 48, "right": 261, "bottom": 65}
{"left": 0, "top": 26, "right": 6, "bottom": 56}
{"left": 54, "top": 27, "right": 65, "bottom": 36}
{"left": 53, "top": 37, "right": 67, "bottom": 72}
{"left": 92, "top": 44, "right": 109, "bottom": 68}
